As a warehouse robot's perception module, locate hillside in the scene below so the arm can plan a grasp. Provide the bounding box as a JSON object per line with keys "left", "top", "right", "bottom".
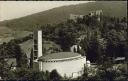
{"left": 0, "top": 1, "right": 127, "bottom": 31}
{"left": 0, "top": 27, "right": 14, "bottom": 37}
{"left": 0, "top": 26, "right": 32, "bottom": 44}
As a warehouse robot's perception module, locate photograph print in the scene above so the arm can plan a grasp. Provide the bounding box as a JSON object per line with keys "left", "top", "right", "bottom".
{"left": 0, "top": 1, "right": 127, "bottom": 81}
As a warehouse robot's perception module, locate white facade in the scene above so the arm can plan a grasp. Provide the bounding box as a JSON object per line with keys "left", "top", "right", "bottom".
{"left": 38, "top": 55, "right": 87, "bottom": 78}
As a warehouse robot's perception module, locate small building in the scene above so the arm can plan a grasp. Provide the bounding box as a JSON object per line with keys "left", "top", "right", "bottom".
{"left": 89, "top": 10, "right": 103, "bottom": 16}
{"left": 89, "top": 10, "right": 103, "bottom": 21}
{"left": 70, "top": 45, "right": 82, "bottom": 53}
{"left": 69, "top": 14, "right": 84, "bottom": 22}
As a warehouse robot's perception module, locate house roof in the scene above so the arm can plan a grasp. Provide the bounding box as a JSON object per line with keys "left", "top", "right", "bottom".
{"left": 38, "top": 52, "right": 81, "bottom": 60}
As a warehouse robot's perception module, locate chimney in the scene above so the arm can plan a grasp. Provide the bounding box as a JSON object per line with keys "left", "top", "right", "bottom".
{"left": 38, "top": 30, "right": 43, "bottom": 58}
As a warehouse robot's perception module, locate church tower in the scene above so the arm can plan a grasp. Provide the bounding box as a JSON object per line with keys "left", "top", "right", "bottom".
{"left": 33, "top": 30, "right": 43, "bottom": 61}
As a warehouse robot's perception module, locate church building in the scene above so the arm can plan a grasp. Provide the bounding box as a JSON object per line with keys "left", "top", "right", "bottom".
{"left": 32, "top": 30, "right": 90, "bottom": 78}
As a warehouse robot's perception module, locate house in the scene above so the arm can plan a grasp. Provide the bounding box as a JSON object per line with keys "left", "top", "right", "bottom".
{"left": 69, "top": 14, "right": 84, "bottom": 22}
{"left": 89, "top": 10, "right": 103, "bottom": 21}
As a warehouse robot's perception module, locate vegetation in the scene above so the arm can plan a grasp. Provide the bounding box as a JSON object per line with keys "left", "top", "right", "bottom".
{"left": 49, "top": 69, "right": 62, "bottom": 80}
{"left": 10, "top": 34, "right": 33, "bottom": 44}
{"left": 0, "top": 7, "right": 127, "bottom": 80}
{"left": 38, "top": 14, "right": 127, "bottom": 80}
{"left": 3, "top": 68, "right": 62, "bottom": 80}
{"left": 38, "top": 14, "right": 127, "bottom": 63}
{"left": 79, "top": 58, "right": 128, "bottom": 81}
{"left": 0, "top": 41, "right": 28, "bottom": 79}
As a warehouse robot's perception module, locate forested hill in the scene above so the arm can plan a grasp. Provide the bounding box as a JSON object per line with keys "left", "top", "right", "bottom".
{"left": 0, "top": 1, "right": 127, "bottom": 31}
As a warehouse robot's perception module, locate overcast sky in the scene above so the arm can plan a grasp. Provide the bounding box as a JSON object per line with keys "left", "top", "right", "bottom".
{"left": 0, "top": 1, "right": 93, "bottom": 21}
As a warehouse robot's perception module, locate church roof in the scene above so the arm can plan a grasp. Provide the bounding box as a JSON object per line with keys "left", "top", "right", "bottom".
{"left": 38, "top": 52, "right": 81, "bottom": 60}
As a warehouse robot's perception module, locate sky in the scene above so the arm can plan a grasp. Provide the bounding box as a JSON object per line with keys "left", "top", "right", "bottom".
{"left": 0, "top": 1, "right": 93, "bottom": 21}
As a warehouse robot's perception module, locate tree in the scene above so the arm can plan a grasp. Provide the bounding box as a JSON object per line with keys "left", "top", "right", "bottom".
{"left": 50, "top": 69, "right": 62, "bottom": 80}
{"left": 30, "top": 49, "right": 33, "bottom": 68}
{"left": 77, "top": 45, "right": 80, "bottom": 53}
{"left": 0, "top": 40, "right": 28, "bottom": 68}
{"left": 9, "top": 41, "right": 28, "bottom": 67}
{"left": 121, "top": 17, "right": 127, "bottom": 23}
{"left": 55, "top": 24, "right": 77, "bottom": 51}
{"left": 0, "top": 58, "right": 10, "bottom": 80}
{"left": 73, "top": 47, "right": 77, "bottom": 53}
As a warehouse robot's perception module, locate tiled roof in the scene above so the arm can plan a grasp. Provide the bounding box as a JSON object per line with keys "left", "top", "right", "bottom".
{"left": 38, "top": 52, "right": 80, "bottom": 60}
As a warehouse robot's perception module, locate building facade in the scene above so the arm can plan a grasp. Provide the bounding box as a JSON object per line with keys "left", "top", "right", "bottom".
{"left": 38, "top": 52, "right": 87, "bottom": 78}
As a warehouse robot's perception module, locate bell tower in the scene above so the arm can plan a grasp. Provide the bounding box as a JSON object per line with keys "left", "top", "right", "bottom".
{"left": 33, "top": 30, "right": 43, "bottom": 61}
{"left": 38, "top": 30, "right": 43, "bottom": 58}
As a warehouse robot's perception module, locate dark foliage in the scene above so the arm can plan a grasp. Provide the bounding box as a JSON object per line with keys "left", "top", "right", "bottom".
{"left": 50, "top": 69, "right": 62, "bottom": 80}
{"left": 39, "top": 14, "right": 127, "bottom": 63}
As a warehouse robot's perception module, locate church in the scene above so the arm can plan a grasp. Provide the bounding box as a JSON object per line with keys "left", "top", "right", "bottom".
{"left": 32, "top": 30, "right": 90, "bottom": 78}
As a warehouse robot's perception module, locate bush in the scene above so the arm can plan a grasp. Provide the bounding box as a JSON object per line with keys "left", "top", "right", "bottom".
{"left": 50, "top": 69, "right": 62, "bottom": 80}
{"left": 6, "top": 68, "right": 49, "bottom": 80}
